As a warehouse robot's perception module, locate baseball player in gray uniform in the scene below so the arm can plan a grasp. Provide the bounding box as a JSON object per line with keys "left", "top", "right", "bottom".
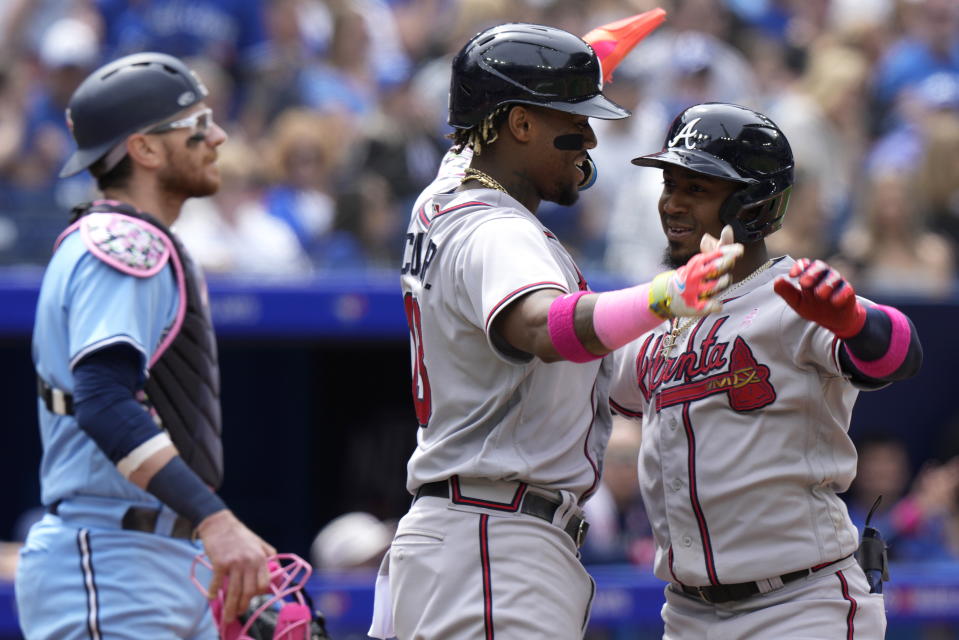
{"left": 369, "top": 25, "right": 744, "bottom": 640}
{"left": 610, "top": 102, "right": 923, "bottom": 639}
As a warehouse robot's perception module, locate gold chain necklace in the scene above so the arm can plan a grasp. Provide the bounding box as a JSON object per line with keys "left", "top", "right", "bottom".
{"left": 660, "top": 259, "right": 775, "bottom": 357}
{"left": 463, "top": 167, "right": 508, "bottom": 194}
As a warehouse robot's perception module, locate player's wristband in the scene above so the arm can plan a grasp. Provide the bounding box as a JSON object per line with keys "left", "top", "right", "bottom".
{"left": 146, "top": 456, "right": 227, "bottom": 527}
{"left": 593, "top": 283, "right": 666, "bottom": 350}
{"left": 842, "top": 305, "right": 913, "bottom": 379}
{"left": 547, "top": 291, "right": 598, "bottom": 362}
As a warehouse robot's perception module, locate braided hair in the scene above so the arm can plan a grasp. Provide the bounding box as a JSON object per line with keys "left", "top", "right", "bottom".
{"left": 447, "top": 104, "right": 514, "bottom": 156}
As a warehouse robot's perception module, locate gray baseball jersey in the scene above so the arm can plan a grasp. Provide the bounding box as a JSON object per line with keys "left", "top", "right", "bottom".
{"left": 399, "top": 149, "right": 613, "bottom": 499}
{"left": 610, "top": 256, "right": 865, "bottom": 587}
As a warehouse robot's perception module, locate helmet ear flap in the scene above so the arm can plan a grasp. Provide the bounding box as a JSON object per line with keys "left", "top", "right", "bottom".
{"left": 719, "top": 185, "right": 792, "bottom": 244}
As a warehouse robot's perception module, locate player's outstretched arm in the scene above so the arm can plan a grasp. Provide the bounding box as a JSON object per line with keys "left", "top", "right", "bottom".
{"left": 773, "top": 258, "right": 922, "bottom": 383}
{"left": 496, "top": 243, "right": 742, "bottom": 362}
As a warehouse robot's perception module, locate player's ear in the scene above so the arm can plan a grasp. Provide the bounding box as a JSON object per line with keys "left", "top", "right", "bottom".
{"left": 126, "top": 133, "right": 164, "bottom": 170}
{"left": 507, "top": 105, "right": 534, "bottom": 143}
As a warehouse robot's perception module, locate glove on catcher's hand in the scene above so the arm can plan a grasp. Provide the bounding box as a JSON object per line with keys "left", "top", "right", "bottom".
{"left": 649, "top": 243, "right": 743, "bottom": 318}
{"left": 773, "top": 258, "right": 867, "bottom": 338}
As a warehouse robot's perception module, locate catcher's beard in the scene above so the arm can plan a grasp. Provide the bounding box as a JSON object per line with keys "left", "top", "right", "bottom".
{"left": 158, "top": 160, "right": 219, "bottom": 198}
{"left": 158, "top": 139, "right": 220, "bottom": 198}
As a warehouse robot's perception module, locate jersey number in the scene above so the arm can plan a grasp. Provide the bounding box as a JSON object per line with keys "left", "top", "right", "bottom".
{"left": 404, "top": 293, "right": 432, "bottom": 428}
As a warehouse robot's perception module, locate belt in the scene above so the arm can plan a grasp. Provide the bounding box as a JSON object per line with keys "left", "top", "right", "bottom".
{"left": 415, "top": 479, "right": 589, "bottom": 547}
{"left": 38, "top": 376, "right": 73, "bottom": 415}
{"left": 47, "top": 501, "right": 195, "bottom": 540}
{"left": 678, "top": 556, "right": 851, "bottom": 604}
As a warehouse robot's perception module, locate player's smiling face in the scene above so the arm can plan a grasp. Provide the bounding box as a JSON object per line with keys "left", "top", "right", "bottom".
{"left": 658, "top": 165, "right": 741, "bottom": 269}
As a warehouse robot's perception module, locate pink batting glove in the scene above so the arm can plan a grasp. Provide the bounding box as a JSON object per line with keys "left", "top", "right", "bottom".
{"left": 773, "top": 258, "right": 867, "bottom": 338}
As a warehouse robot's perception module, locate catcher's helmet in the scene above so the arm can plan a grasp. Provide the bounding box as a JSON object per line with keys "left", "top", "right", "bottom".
{"left": 632, "top": 103, "right": 794, "bottom": 243}
{"left": 60, "top": 52, "right": 208, "bottom": 178}
{"left": 448, "top": 23, "right": 630, "bottom": 129}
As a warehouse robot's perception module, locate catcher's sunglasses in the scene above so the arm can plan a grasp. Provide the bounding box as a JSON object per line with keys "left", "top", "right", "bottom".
{"left": 146, "top": 107, "right": 215, "bottom": 139}
{"left": 100, "top": 107, "right": 217, "bottom": 172}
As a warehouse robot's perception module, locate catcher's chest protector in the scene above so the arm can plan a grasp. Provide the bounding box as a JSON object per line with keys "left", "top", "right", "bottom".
{"left": 74, "top": 200, "right": 224, "bottom": 488}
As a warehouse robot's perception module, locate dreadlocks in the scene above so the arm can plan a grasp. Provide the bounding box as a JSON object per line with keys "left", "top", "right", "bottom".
{"left": 447, "top": 104, "right": 514, "bottom": 156}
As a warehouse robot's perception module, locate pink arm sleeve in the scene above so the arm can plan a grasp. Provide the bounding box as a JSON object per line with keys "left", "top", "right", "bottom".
{"left": 592, "top": 283, "right": 666, "bottom": 350}
{"left": 547, "top": 284, "right": 668, "bottom": 363}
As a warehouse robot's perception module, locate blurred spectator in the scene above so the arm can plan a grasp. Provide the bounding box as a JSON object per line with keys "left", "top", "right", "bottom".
{"left": 634, "top": 28, "right": 760, "bottom": 118}
{"left": 0, "top": 0, "right": 99, "bottom": 59}
{"left": 310, "top": 511, "right": 394, "bottom": 571}
{"left": 174, "top": 139, "right": 312, "bottom": 277}
{"left": 241, "top": 0, "right": 329, "bottom": 138}
{"left": 594, "top": 60, "right": 673, "bottom": 281}
{"left": 832, "top": 168, "right": 954, "bottom": 299}
{"left": 298, "top": 3, "right": 379, "bottom": 120}
{"left": 768, "top": 43, "right": 871, "bottom": 259}
{"left": 581, "top": 417, "right": 655, "bottom": 567}
{"left": 94, "top": 0, "right": 266, "bottom": 77}
{"left": 916, "top": 110, "right": 959, "bottom": 252}
{"left": 324, "top": 172, "right": 403, "bottom": 271}
{"left": 871, "top": 0, "right": 959, "bottom": 134}
{"left": 846, "top": 432, "right": 959, "bottom": 562}
{"left": 8, "top": 16, "right": 100, "bottom": 263}
{"left": 867, "top": 71, "right": 959, "bottom": 177}
{"left": 347, "top": 78, "right": 448, "bottom": 214}
{"left": 0, "top": 60, "right": 28, "bottom": 264}
{"left": 260, "top": 108, "right": 347, "bottom": 264}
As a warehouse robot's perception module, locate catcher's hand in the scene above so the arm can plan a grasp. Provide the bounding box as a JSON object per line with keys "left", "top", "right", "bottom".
{"left": 196, "top": 510, "right": 275, "bottom": 623}
{"left": 773, "top": 258, "right": 867, "bottom": 338}
{"left": 649, "top": 242, "right": 743, "bottom": 318}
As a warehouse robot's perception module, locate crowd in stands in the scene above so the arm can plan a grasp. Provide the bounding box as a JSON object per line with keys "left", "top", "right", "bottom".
{"left": 0, "top": 0, "right": 955, "bottom": 297}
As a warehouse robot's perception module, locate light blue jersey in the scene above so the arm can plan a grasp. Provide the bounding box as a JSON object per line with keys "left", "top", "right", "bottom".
{"left": 32, "top": 229, "right": 177, "bottom": 506}
{"left": 19, "top": 214, "right": 216, "bottom": 640}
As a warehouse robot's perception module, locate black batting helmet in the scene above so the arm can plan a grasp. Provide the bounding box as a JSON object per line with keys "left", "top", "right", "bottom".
{"left": 60, "top": 52, "right": 208, "bottom": 178}
{"left": 448, "top": 23, "right": 630, "bottom": 129}
{"left": 632, "top": 103, "right": 794, "bottom": 243}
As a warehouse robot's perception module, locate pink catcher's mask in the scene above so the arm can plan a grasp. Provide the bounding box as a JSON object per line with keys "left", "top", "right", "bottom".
{"left": 191, "top": 553, "right": 315, "bottom": 640}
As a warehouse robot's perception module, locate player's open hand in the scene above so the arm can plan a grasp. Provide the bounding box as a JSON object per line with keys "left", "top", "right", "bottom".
{"left": 773, "top": 258, "right": 867, "bottom": 338}
{"left": 649, "top": 242, "right": 743, "bottom": 318}
{"left": 196, "top": 509, "right": 276, "bottom": 623}
{"left": 698, "top": 224, "right": 736, "bottom": 253}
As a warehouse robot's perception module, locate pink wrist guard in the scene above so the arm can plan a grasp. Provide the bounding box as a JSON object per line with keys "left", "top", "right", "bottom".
{"left": 547, "top": 291, "right": 598, "bottom": 363}
{"left": 593, "top": 283, "right": 664, "bottom": 350}
{"left": 845, "top": 304, "right": 911, "bottom": 378}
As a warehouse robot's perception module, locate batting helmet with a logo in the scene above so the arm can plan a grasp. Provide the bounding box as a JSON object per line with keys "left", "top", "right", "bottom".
{"left": 60, "top": 52, "right": 208, "bottom": 178}
{"left": 633, "top": 102, "right": 794, "bottom": 243}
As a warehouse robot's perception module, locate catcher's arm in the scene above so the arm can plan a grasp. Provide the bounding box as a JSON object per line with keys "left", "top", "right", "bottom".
{"left": 72, "top": 344, "right": 275, "bottom": 623}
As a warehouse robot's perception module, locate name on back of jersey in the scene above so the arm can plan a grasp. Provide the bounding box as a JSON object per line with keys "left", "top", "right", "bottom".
{"left": 401, "top": 232, "right": 437, "bottom": 289}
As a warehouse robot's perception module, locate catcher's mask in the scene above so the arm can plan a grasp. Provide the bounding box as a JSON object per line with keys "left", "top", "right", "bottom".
{"left": 60, "top": 51, "right": 208, "bottom": 178}
{"left": 191, "top": 553, "right": 330, "bottom": 640}
{"left": 448, "top": 23, "right": 630, "bottom": 129}
{"left": 632, "top": 102, "right": 794, "bottom": 243}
